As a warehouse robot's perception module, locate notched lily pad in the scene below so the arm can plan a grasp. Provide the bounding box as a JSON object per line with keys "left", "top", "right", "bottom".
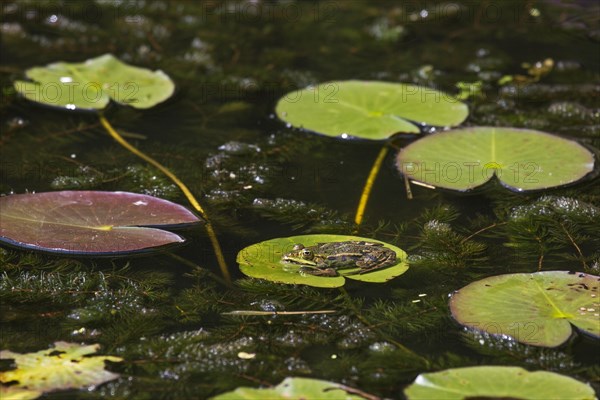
{"left": 0, "top": 191, "right": 201, "bottom": 255}
{"left": 0, "top": 341, "right": 122, "bottom": 397}
{"left": 397, "top": 127, "right": 596, "bottom": 192}
{"left": 276, "top": 80, "right": 468, "bottom": 139}
{"left": 210, "top": 377, "right": 369, "bottom": 399}
{"left": 450, "top": 271, "right": 600, "bottom": 347}
{"left": 237, "top": 234, "right": 409, "bottom": 288}
{"left": 14, "top": 54, "right": 175, "bottom": 110}
{"left": 404, "top": 366, "right": 597, "bottom": 400}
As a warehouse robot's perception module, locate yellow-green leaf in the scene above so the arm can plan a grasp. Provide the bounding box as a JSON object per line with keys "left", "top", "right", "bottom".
{"left": 276, "top": 80, "right": 468, "bottom": 139}
{"left": 237, "top": 234, "right": 409, "bottom": 288}
{"left": 14, "top": 54, "right": 174, "bottom": 110}
{"left": 211, "top": 377, "right": 369, "bottom": 399}
{"left": 450, "top": 271, "right": 600, "bottom": 347}
{"left": 404, "top": 366, "right": 597, "bottom": 400}
{"left": 0, "top": 385, "right": 42, "bottom": 400}
{"left": 0, "top": 342, "right": 122, "bottom": 394}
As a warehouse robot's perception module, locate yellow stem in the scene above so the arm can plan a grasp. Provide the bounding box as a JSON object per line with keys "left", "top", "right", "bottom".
{"left": 354, "top": 145, "right": 389, "bottom": 228}
{"left": 98, "top": 114, "right": 231, "bottom": 285}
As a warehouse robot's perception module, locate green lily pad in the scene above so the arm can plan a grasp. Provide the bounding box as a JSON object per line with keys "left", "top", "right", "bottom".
{"left": 0, "top": 342, "right": 122, "bottom": 395}
{"left": 404, "top": 366, "right": 597, "bottom": 400}
{"left": 275, "top": 80, "right": 468, "bottom": 139}
{"left": 450, "top": 271, "right": 600, "bottom": 347}
{"left": 237, "top": 234, "right": 409, "bottom": 288}
{"left": 210, "top": 377, "right": 368, "bottom": 400}
{"left": 14, "top": 54, "right": 174, "bottom": 110}
{"left": 396, "top": 127, "right": 595, "bottom": 191}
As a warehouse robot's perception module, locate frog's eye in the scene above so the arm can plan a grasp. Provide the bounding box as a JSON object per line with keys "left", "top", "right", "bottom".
{"left": 292, "top": 244, "right": 304, "bottom": 251}
{"left": 301, "top": 249, "right": 313, "bottom": 259}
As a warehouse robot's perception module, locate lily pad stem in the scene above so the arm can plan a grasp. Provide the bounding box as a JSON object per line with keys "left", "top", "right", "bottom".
{"left": 98, "top": 114, "right": 231, "bottom": 285}
{"left": 354, "top": 145, "right": 389, "bottom": 229}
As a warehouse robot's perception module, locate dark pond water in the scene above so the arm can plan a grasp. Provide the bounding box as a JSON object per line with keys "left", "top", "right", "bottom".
{"left": 1, "top": 1, "right": 599, "bottom": 399}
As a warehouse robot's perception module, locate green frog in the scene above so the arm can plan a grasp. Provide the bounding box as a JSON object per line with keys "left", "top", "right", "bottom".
{"left": 281, "top": 241, "right": 397, "bottom": 277}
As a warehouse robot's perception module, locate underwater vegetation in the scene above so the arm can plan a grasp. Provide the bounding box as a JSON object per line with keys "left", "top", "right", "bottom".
{"left": 1, "top": 1, "right": 599, "bottom": 399}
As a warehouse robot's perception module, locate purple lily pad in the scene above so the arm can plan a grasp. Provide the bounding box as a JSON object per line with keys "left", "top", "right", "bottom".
{"left": 0, "top": 191, "right": 201, "bottom": 255}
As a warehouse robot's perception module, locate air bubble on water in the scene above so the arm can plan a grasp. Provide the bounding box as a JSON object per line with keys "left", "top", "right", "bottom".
{"left": 65, "top": 104, "right": 76, "bottom": 110}
{"left": 340, "top": 133, "right": 349, "bottom": 139}
{"left": 285, "top": 122, "right": 292, "bottom": 128}
{"left": 70, "top": 153, "right": 76, "bottom": 159}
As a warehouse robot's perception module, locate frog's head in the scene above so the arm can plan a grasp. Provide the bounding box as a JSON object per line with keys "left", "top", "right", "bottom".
{"left": 282, "top": 244, "right": 317, "bottom": 266}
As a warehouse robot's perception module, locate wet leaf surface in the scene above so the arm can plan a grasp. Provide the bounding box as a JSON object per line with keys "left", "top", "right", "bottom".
{"left": 404, "top": 366, "right": 596, "bottom": 400}
{"left": 397, "top": 127, "right": 595, "bottom": 191}
{"left": 237, "top": 234, "right": 409, "bottom": 288}
{"left": 276, "top": 80, "right": 468, "bottom": 139}
{"left": 211, "top": 377, "right": 369, "bottom": 400}
{"left": 0, "top": 191, "right": 201, "bottom": 255}
{"left": 450, "top": 271, "right": 600, "bottom": 347}
{"left": 0, "top": 342, "right": 122, "bottom": 396}
{"left": 14, "top": 54, "right": 175, "bottom": 110}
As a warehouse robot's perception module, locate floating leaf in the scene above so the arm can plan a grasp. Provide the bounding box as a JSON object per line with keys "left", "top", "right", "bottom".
{"left": 14, "top": 54, "right": 174, "bottom": 110}
{"left": 0, "top": 342, "right": 122, "bottom": 396}
{"left": 210, "top": 377, "right": 368, "bottom": 400}
{"left": 404, "top": 366, "right": 597, "bottom": 400}
{"left": 275, "top": 80, "right": 468, "bottom": 139}
{"left": 0, "top": 385, "right": 42, "bottom": 400}
{"left": 0, "top": 191, "right": 201, "bottom": 255}
{"left": 450, "top": 271, "right": 600, "bottom": 347}
{"left": 396, "top": 127, "right": 595, "bottom": 191}
{"left": 237, "top": 234, "right": 408, "bottom": 288}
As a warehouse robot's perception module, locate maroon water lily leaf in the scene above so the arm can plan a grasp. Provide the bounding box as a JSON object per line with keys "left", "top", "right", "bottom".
{"left": 0, "top": 191, "right": 201, "bottom": 255}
